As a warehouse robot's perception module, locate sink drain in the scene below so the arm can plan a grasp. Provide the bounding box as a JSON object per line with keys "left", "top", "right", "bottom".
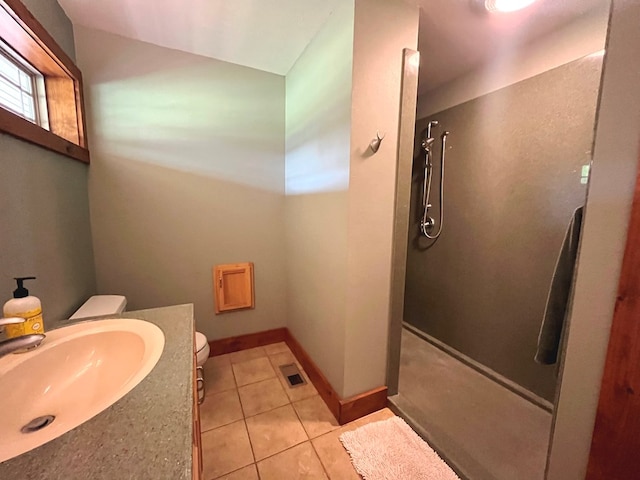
{"left": 21, "top": 415, "right": 55, "bottom": 434}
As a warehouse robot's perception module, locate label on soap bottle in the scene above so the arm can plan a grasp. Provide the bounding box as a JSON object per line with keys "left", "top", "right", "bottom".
{"left": 4, "top": 311, "right": 44, "bottom": 338}
{"left": 4, "top": 322, "right": 24, "bottom": 338}
{"left": 25, "top": 313, "right": 44, "bottom": 334}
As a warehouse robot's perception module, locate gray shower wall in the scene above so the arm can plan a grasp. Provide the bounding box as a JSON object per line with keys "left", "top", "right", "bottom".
{"left": 405, "top": 55, "right": 603, "bottom": 401}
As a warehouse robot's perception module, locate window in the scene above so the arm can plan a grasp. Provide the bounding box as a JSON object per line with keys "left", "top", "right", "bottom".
{"left": 0, "top": 44, "right": 48, "bottom": 128}
{"left": 0, "top": 0, "right": 89, "bottom": 163}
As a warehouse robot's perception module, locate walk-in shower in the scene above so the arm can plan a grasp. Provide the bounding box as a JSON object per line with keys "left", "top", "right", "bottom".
{"left": 420, "top": 121, "right": 450, "bottom": 239}
{"left": 388, "top": 48, "right": 606, "bottom": 480}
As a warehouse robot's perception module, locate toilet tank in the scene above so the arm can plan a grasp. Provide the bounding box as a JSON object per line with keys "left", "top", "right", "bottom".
{"left": 69, "top": 295, "right": 127, "bottom": 321}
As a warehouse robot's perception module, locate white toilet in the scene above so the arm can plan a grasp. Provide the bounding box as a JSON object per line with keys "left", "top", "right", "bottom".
{"left": 69, "top": 295, "right": 127, "bottom": 321}
{"left": 195, "top": 331, "right": 210, "bottom": 367}
{"left": 70, "top": 295, "right": 210, "bottom": 367}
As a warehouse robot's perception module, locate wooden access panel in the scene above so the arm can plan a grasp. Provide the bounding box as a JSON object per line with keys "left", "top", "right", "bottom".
{"left": 213, "top": 263, "right": 254, "bottom": 314}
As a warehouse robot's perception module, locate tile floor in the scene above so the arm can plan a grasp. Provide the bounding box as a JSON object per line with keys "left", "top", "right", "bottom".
{"left": 201, "top": 341, "right": 395, "bottom": 480}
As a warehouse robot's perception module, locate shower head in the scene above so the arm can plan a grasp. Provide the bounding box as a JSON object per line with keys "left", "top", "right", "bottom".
{"left": 426, "top": 120, "right": 439, "bottom": 140}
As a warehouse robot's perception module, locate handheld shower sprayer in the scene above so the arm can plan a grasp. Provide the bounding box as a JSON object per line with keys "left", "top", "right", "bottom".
{"left": 422, "top": 121, "right": 439, "bottom": 152}
{"left": 420, "top": 122, "right": 450, "bottom": 239}
{"left": 422, "top": 137, "right": 435, "bottom": 151}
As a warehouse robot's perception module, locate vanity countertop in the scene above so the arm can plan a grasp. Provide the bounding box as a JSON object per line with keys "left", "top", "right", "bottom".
{"left": 0, "top": 304, "right": 195, "bottom": 479}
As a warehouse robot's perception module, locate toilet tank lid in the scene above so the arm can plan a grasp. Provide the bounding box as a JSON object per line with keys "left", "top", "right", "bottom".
{"left": 195, "top": 332, "right": 208, "bottom": 352}
{"left": 69, "top": 295, "right": 127, "bottom": 320}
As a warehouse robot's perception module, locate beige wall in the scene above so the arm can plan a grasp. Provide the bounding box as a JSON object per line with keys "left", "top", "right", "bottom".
{"left": 285, "top": 0, "right": 354, "bottom": 395}
{"left": 547, "top": 0, "right": 640, "bottom": 477}
{"left": 285, "top": 0, "right": 418, "bottom": 398}
{"left": 23, "top": 0, "right": 76, "bottom": 60}
{"left": 74, "top": 27, "right": 287, "bottom": 340}
{"left": 0, "top": 0, "right": 96, "bottom": 326}
{"left": 417, "top": 4, "right": 609, "bottom": 119}
{"left": 343, "top": 0, "right": 419, "bottom": 398}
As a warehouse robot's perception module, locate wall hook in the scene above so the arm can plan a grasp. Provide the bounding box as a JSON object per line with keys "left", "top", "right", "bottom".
{"left": 369, "top": 131, "right": 385, "bottom": 154}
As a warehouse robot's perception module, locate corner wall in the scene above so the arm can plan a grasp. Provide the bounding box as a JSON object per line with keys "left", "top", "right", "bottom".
{"left": 285, "top": 0, "right": 419, "bottom": 399}
{"left": 74, "top": 27, "right": 287, "bottom": 340}
{"left": 0, "top": 0, "right": 96, "bottom": 326}
{"left": 285, "top": 1, "right": 354, "bottom": 395}
{"left": 343, "top": 0, "right": 419, "bottom": 398}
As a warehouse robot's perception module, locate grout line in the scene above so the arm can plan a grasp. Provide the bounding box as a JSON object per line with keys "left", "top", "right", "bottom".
{"left": 212, "top": 462, "right": 257, "bottom": 480}
{"left": 243, "top": 418, "right": 258, "bottom": 465}
{"left": 243, "top": 401, "right": 292, "bottom": 421}
{"left": 239, "top": 380, "right": 291, "bottom": 419}
{"left": 200, "top": 420, "right": 240, "bottom": 434}
{"left": 205, "top": 365, "right": 314, "bottom": 401}
{"left": 290, "top": 395, "right": 311, "bottom": 440}
{"left": 227, "top": 346, "right": 268, "bottom": 365}
{"left": 198, "top": 389, "right": 243, "bottom": 434}
{"left": 204, "top": 343, "right": 300, "bottom": 479}
{"left": 231, "top": 356, "right": 278, "bottom": 387}
{"left": 202, "top": 419, "right": 253, "bottom": 480}
{"left": 254, "top": 439, "right": 310, "bottom": 464}
{"left": 205, "top": 393, "right": 338, "bottom": 435}
{"left": 206, "top": 344, "right": 321, "bottom": 476}
{"left": 208, "top": 361, "right": 311, "bottom": 394}
{"left": 263, "top": 345, "right": 291, "bottom": 356}
{"left": 235, "top": 387, "right": 248, "bottom": 422}
{"left": 245, "top": 403, "right": 308, "bottom": 464}
{"left": 230, "top": 362, "right": 239, "bottom": 390}
{"left": 309, "top": 439, "right": 332, "bottom": 480}
{"left": 235, "top": 372, "right": 278, "bottom": 389}
{"left": 292, "top": 395, "right": 341, "bottom": 441}
{"left": 204, "top": 385, "right": 235, "bottom": 396}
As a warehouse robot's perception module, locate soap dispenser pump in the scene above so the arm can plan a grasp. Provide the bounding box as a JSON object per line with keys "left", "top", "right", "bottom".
{"left": 3, "top": 277, "right": 44, "bottom": 338}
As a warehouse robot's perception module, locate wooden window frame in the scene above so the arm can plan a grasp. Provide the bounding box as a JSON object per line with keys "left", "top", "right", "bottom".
{"left": 0, "top": 0, "right": 89, "bottom": 163}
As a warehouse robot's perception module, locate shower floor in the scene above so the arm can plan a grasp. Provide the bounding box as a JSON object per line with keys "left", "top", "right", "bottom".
{"left": 389, "top": 328, "right": 552, "bottom": 480}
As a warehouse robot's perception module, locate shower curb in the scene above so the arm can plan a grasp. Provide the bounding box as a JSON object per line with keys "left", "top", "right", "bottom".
{"left": 403, "top": 322, "right": 554, "bottom": 412}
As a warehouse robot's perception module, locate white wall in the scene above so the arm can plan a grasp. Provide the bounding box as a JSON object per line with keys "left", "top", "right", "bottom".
{"left": 417, "top": 5, "right": 609, "bottom": 118}
{"left": 75, "top": 26, "right": 287, "bottom": 340}
{"left": 547, "top": 0, "right": 640, "bottom": 477}
{"left": 285, "top": 1, "right": 354, "bottom": 395}
{"left": 0, "top": 0, "right": 96, "bottom": 326}
{"left": 343, "top": 0, "right": 419, "bottom": 398}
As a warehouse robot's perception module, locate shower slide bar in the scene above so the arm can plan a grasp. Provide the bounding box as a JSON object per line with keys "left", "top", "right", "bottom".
{"left": 420, "top": 121, "right": 449, "bottom": 239}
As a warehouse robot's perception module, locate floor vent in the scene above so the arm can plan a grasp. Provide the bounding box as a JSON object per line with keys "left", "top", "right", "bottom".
{"left": 279, "top": 363, "right": 307, "bottom": 388}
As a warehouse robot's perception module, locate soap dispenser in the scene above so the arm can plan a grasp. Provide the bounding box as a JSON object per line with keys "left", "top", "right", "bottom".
{"left": 3, "top": 277, "right": 44, "bottom": 338}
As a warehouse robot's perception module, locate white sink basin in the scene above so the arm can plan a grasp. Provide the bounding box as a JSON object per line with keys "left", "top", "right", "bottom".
{"left": 0, "top": 318, "right": 165, "bottom": 463}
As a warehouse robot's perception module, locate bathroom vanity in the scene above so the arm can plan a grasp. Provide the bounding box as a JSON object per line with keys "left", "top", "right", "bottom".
{"left": 0, "top": 304, "right": 199, "bottom": 479}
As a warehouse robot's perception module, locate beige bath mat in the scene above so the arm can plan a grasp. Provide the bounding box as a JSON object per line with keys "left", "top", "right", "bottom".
{"left": 339, "top": 416, "right": 460, "bottom": 480}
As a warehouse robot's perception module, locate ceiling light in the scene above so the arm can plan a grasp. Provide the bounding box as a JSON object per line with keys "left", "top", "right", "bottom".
{"left": 484, "top": 0, "right": 536, "bottom": 13}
